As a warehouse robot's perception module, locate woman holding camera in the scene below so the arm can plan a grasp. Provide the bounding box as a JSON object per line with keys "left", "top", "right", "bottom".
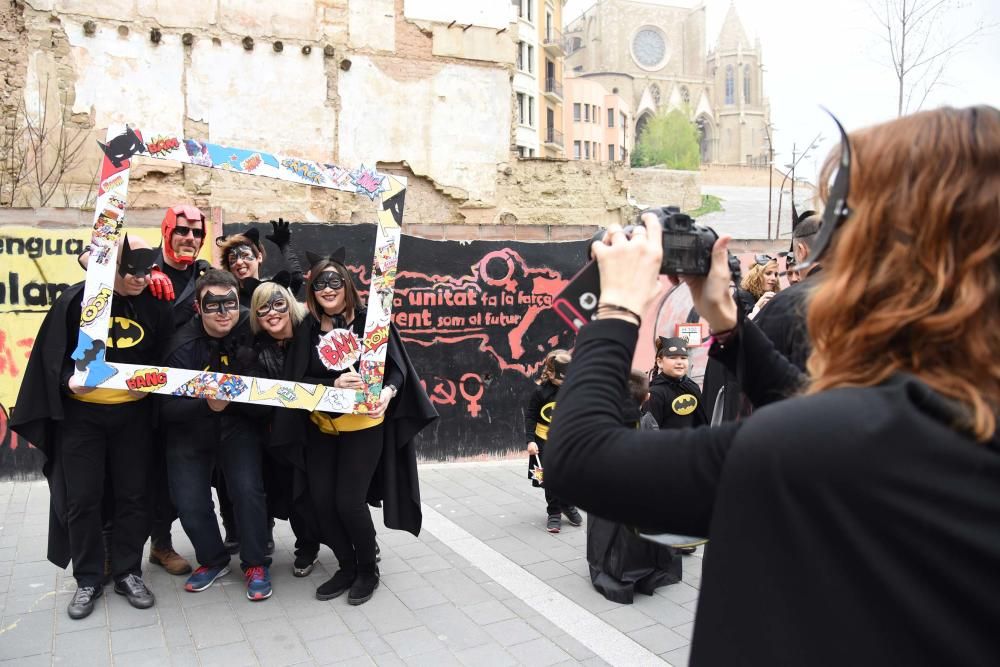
{"left": 545, "top": 106, "right": 1000, "bottom": 665}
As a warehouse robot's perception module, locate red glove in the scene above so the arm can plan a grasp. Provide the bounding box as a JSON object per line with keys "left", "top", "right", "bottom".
{"left": 148, "top": 269, "right": 175, "bottom": 301}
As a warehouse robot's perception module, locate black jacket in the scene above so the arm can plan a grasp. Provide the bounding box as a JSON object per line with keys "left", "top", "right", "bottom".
{"left": 10, "top": 282, "right": 172, "bottom": 567}
{"left": 645, "top": 373, "right": 708, "bottom": 430}
{"left": 546, "top": 318, "right": 1000, "bottom": 666}
{"left": 159, "top": 309, "right": 265, "bottom": 443}
{"left": 155, "top": 253, "right": 212, "bottom": 330}
{"left": 525, "top": 382, "right": 559, "bottom": 444}
{"left": 271, "top": 316, "right": 438, "bottom": 536}
{"left": 754, "top": 268, "right": 822, "bottom": 373}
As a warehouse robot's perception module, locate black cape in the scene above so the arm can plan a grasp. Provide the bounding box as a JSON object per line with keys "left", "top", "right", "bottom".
{"left": 271, "top": 319, "right": 437, "bottom": 536}
{"left": 9, "top": 284, "right": 86, "bottom": 567}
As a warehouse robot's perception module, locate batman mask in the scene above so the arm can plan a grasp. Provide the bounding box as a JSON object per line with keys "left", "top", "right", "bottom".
{"left": 118, "top": 236, "right": 159, "bottom": 279}
{"left": 200, "top": 289, "right": 239, "bottom": 315}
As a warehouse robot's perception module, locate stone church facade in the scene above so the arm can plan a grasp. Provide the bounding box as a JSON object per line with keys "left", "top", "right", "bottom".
{"left": 564, "top": 0, "right": 771, "bottom": 165}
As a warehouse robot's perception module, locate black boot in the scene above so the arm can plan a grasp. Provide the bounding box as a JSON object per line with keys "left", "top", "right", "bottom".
{"left": 316, "top": 567, "right": 356, "bottom": 601}
{"left": 348, "top": 563, "right": 379, "bottom": 606}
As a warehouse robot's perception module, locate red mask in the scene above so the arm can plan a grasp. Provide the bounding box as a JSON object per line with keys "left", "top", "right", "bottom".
{"left": 161, "top": 204, "right": 206, "bottom": 266}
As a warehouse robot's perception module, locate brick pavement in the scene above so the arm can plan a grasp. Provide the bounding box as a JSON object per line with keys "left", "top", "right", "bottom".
{"left": 0, "top": 461, "right": 702, "bottom": 666}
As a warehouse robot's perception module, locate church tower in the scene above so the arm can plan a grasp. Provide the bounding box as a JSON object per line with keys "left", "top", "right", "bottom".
{"left": 707, "top": 3, "right": 769, "bottom": 165}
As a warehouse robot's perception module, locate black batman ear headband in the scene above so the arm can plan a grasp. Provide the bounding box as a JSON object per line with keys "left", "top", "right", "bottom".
{"left": 797, "top": 108, "right": 851, "bottom": 272}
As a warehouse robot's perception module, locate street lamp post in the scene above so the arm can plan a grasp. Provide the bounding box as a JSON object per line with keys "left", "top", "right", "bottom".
{"left": 775, "top": 131, "right": 823, "bottom": 240}
{"left": 763, "top": 122, "right": 776, "bottom": 240}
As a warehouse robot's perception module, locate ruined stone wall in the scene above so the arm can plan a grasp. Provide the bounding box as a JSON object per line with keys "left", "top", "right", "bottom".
{"left": 628, "top": 167, "right": 702, "bottom": 211}
{"left": 1, "top": 0, "right": 636, "bottom": 227}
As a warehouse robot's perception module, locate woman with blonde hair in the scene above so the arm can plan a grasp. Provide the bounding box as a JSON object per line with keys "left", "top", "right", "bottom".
{"left": 546, "top": 106, "right": 1000, "bottom": 665}
{"left": 740, "top": 254, "right": 781, "bottom": 317}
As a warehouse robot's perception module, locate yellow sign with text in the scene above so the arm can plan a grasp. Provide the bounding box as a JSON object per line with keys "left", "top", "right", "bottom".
{"left": 0, "top": 225, "right": 165, "bottom": 410}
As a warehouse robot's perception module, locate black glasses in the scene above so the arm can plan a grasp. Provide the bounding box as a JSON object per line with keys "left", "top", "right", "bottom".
{"left": 311, "top": 274, "right": 345, "bottom": 291}
{"left": 255, "top": 298, "right": 289, "bottom": 317}
{"left": 172, "top": 226, "right": 205, "bottom": 239}
{"left": 754, "top": 254, "right": 776, "bottom": 266}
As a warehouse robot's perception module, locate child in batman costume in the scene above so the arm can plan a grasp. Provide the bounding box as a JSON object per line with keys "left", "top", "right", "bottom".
{"left": 525, "top": 350, "right": 582, "bottom": 534}
{"left": 11, "top": 237, "right": 173, "bottom": 620}
{"left": 586, "top": 369, "right": 682, "bottom": 604}
{"left": 269, "top": 250, "right": 437, "bottom": 605}
{"left": 645, "top": 337, "right": 708, "bottom": 431}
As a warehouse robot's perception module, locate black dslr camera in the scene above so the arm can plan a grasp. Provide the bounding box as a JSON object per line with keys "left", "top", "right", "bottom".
{"left": 552, "top": 206, "right": 722, "bottom": 333}
{"left": 634, "top": 206, "right": 718, "bottom": 276}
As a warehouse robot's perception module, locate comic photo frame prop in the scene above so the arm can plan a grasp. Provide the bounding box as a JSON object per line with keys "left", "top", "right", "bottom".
{"left": 73, "top": 125, "right": 405, "bottom": 414}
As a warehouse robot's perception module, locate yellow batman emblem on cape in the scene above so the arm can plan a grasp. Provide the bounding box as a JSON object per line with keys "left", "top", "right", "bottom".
{"left": 672, "top": 394, "right": 697, "bottom": 416}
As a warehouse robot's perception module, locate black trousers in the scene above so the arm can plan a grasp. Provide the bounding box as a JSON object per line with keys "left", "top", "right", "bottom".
{"left": 58, "top": 399, "right": 153, "bottom": 588}
{"left": 536, "top": 439, "right": 571, "bottom": 516}
{"left": 304, "top": 424, "right": 383, "bottom": 569}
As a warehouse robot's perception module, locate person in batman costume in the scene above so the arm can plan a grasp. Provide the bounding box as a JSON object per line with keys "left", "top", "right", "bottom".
{"left": 645, "top": 337, "right": 709, "bottom": 431}
{"left": 159, "top": 269, "right": 274, "bottom": 602}
{"left": 269, "top": 249, "right": 437, "bottom": 605}
{"left": 11, "top": 236, "right": 172, "bottom": 620}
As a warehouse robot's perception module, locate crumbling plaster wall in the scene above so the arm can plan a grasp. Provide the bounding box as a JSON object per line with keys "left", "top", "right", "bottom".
{"left": 4, "top": 0, "right": 634, "bottom": 230}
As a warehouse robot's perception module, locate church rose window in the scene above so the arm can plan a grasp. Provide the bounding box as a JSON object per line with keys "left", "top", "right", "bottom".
{"left": 631, "top": 27, "right": 668, "bottom": 70}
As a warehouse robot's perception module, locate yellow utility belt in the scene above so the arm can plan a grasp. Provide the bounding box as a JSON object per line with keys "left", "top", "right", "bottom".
{"left": 310, "top": 411, "right": 384, "bottom": 436}
{"left": 534, "top": 423, "right": 549, "bottom": 439}
{"left": 70, "top": 388, "right": 147, "bottom": 405}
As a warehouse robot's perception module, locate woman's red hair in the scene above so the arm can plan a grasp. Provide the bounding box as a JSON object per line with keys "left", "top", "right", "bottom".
{"left": 806, "top": 106, "right": 1000, "bottom": 441}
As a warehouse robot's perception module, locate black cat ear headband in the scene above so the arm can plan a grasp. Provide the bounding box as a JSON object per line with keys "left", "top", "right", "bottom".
{"left": 796, "top": 109, "right": 852, "bottom": 273}
{"left": 215, "top": 226, "right": 261, "bottom": 251}
{"left": 243, "top": 270, "right": 292, "bottom": 298}
{"left": 305, "top": 247, "right": 347, "bottom": 269}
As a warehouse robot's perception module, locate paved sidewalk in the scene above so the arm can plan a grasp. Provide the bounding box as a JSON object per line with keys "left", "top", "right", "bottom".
{"left": 0, "top": 461, "right": 702, "bottom": 666}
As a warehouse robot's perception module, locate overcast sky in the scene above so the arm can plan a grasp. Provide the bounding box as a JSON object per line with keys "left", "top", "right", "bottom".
{"left": 563, "top": 0, "right": 1000, "bottom": 185}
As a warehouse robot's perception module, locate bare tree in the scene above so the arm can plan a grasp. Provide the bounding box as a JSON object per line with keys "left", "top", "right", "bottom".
{"left": 868, "top": 0, "right": 993, "bottom": 116}
{"left": 0, "top": 78, "right": 91, "bottom": 207}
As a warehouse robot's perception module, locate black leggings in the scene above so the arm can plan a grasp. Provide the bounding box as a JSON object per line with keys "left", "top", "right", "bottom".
{"left": 304, "top": 425, "right": 384, "bottom": 569}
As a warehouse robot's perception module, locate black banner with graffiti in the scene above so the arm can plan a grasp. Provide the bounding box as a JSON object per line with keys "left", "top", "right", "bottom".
{"left": 238, "top": 222, "right": 587, "bottom": 460}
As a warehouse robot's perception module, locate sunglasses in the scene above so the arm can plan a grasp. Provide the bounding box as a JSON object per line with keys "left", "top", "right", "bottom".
{"left": 754, "top": 254, "right": 776, "bottom": 266}
{"left": 172, "top": 226, "right": 205, "bottom": 239}
{"left": 311, "top": 274, "right": 345, "bottom": 292}
{"left": 255, "top": 298, "right": 289, "bottom": 318}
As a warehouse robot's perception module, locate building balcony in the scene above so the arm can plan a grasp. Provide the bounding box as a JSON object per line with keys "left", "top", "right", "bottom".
{"left": 543, "top": 27, "right": 566, "bottom": 55}
{"left": 543, "top": 77, "right": 563, "bottom": 102}
{"left": 544, "top": 127, "right": 564, "bottom": 148}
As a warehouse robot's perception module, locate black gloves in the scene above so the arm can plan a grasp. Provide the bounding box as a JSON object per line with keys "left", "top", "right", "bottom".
{"left": 266, "top": 217, "right": 292, "bottom": 250}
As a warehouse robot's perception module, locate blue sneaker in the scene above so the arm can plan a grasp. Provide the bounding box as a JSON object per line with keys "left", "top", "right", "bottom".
{"left": 184, "top": 564, "right": 230, "bottom": 592}
{"left": 245, "top": 565, "right": 272, "bottom": 601}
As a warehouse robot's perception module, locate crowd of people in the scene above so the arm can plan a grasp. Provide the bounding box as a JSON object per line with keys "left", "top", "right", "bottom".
{"left": 11, "top": 207, "right": 436, "bottom": 619}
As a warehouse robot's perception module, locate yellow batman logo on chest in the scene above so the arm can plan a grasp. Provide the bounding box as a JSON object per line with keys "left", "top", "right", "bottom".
{"left": 107, "top": 317, "right": 145, "bottom": 349}
{"left": 672, "top": 394, "right": 697, "bottom": 416}
{"left": 540, "top": 401, "right": 556, "bottom": 423}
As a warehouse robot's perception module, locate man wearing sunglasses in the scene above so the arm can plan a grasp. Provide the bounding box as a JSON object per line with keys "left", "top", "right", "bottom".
{"left": 12, "top": 236, "right": 174, "bottom": 620}
{"left": 150, "top": 205, "right": 214, "bottom": 329}
{"left": 160, "top": 269, "right": 272, "bottom": 602}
